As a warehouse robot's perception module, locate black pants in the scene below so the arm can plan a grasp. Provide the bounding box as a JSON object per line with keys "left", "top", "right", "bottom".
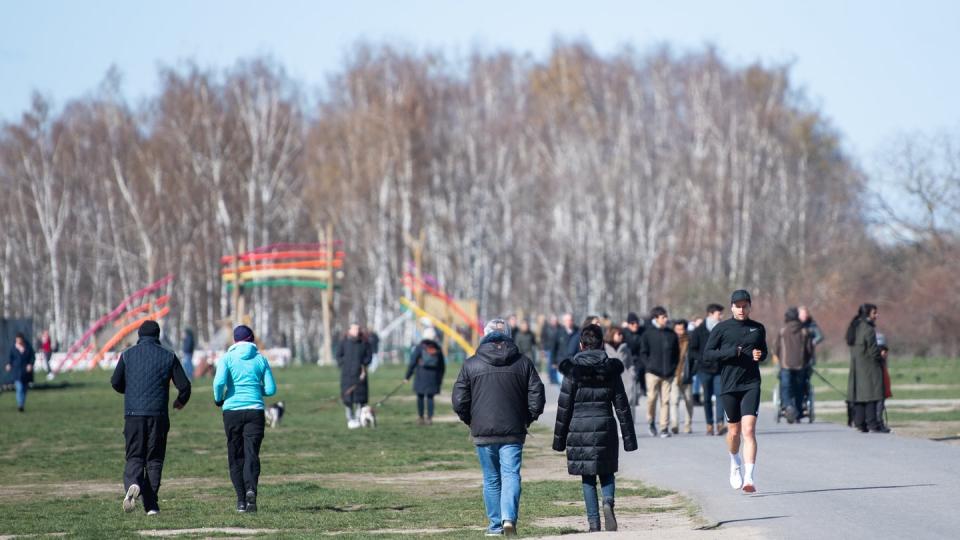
{"left": 123, "top": 415, "right": 169, "bottom": 513}
{"left": 416, "top": 394, "right": 435, "bottom": 418}
{"left": 223, "top": 410, "right": 265, "bottom": 501}
{"left": 853, "top": 401, "right": 881, "bottom": 431}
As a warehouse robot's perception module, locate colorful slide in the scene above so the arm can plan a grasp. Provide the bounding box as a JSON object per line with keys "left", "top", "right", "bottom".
{"left": 399, "top": 297, "right": 475, "bottom": 356}
{"left": 402, "top": 273, "right": 483, "bottom": 335}
{"left": 93, "top": 305, "right": 171, "bottom": 369}
{"left": 56, "top": 274, "right": 175, "bottom": 375}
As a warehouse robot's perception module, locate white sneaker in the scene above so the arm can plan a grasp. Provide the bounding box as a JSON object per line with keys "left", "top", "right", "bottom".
{"left": 122, "top": 484, "right": 140, "bottom": 512}
{"left": 729, "top": 464, "right": 743, "bottom": 490}
{"left": 146, "top": 509, "right": 160, "bottom": 515}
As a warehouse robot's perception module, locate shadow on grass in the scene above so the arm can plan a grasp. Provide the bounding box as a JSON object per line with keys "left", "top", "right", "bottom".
{"left": 301, "top": 504, "right": 418, "bottom": 512}
{"left": 750, "top": 483, "right": 935, "bottom": 498}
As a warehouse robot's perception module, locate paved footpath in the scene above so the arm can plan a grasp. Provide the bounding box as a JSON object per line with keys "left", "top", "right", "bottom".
{"left": 537, "top": 383, "right": 960, "bottom": 540}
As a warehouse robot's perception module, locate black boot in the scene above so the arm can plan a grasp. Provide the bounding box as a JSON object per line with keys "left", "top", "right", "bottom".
{"left": 587, "top": 518, "right": 601, "bottom": 532}
{"left": 602, "top": 498, "right": 617, "bottom": 531}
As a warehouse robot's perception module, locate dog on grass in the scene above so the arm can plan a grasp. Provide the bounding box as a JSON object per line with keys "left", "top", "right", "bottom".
{"left": 358, "top": 405, "right": 377, "bottom": 428}
{"left": 266, "top": 401, "right": 285, "bottom": 428}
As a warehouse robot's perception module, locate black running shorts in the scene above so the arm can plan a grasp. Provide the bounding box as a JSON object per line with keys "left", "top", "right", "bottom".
{"left": 720, "top": 387, "right": 761, "bottom": 423}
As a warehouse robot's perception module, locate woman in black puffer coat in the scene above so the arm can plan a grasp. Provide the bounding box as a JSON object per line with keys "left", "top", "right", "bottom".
{"left": 404, "top": 328, "right": 446, "bottom": 425}
{"left": 553, "top": 325, "right": 638, "bottom": 532}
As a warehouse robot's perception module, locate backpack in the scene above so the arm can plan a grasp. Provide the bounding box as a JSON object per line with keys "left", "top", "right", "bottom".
{"left": 420, "top": 347, "right": 441, "bottom": 369}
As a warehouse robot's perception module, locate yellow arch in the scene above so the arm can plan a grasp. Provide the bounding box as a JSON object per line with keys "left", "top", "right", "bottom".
{"left": 399, "top": 297, "right": 475, "bottom": 356}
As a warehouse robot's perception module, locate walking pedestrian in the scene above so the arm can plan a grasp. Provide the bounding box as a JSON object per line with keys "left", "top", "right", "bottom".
{"left": 213, "top": 325, "right": 277, "bottom": 513}
{"left": 336, "top": 323, "right": 373, "bottom": 427}
{"left": 452, "top": 318, "right": 545, "bottom": 536}
{"left": 181, "top": 328, "right": 195, "bottom": 381}
{"left": 845, "top": 304, "right": 889, "bottom": 433}
{"left": 514, "top": 320, "right": 538, "bottom": 370}
{"left": 111, "top": 320, "right": 192, "bottom": 514}
{"left": 669, "top": 319, "right": 695, "bottom": 434}
{"left": 621, "top": 312, "right": 646, "bottom": 400}
{"left": 776, "top": 307, "right": 812, "bottom": 423}
{"left": 404, "top": 327, "right": 446, "bottom": 425}
{"left": 37, "top": 329, "right": 52, "bottom": 372}
{"left": 604, "top": 326, "right": 635, "bottom": 410}
{"left": 704, "top": 290, "right": 767, "bottom": 493}
{"left": 553, "top": 314, "right": 578, "bottom": 384}
{"left": 553, "top": 324, "right": 637, "bottom": 532}
{"left": 638, "top": 307, "right": 679, "bottom": 438}
{"left": 689, "top": 304, "right": 725, "bottom": 435}
{"left": 6, "top": 333, "right": 35, "bottom": 412}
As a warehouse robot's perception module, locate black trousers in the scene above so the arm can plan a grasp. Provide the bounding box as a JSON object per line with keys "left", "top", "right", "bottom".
{"left": 853, "top": 401, "right": 881, "bottom": 431}
{"left": 223, "top": 409, "right": 265, "bottom": 501}
{"left": 123, "top": 415, "right": 169, "bottom": 513}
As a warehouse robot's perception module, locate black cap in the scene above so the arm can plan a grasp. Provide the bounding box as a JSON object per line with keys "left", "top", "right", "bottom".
{"left": 234, "top": 325, "right": 255, "bottom": 343}
{"left": 138, "top": 320, "right": 161, "bottom": 338}
{"left": 626, "top": 312, "right": 640, "bottom": 324}
{"left": 730, "top": 289, "right": 752, "bottom": 304}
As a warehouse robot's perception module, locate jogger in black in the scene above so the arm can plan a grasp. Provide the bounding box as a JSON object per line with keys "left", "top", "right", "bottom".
{"left": 111, "top": 320, "right": 191, "bottom": 514}
{"left": 703, "top": 290, "right": 767, "bottom": 493}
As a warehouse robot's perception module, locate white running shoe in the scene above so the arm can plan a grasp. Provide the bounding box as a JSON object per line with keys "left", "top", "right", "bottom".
{"left": 146, "top": 509, "right": 160, "bottom": 515}
{"left": 122, "top": 484, "right": 140, "bottom": 513}
{"left": 729, "top": 464, "right": 743, "bottom": 490}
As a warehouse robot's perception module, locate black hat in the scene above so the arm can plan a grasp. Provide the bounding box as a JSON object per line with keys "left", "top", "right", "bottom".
{"left": 234, "top": 325, "right": 255, "bottom": 343}
{"left": 626, "top": 312, "right": 640, "bottom": 324}
{"left": 138, "top": 320, "right": 161, "bottom": 337}
{"left": 730, "top": 289, "right": 752, "bottom": 304}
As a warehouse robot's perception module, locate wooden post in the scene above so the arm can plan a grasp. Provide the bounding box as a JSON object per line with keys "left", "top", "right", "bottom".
{"left": 319, "top": 225, "right": 334, "bottom": 366}
{"left": 232, "top": 240, "right": 245, "bottom": 325}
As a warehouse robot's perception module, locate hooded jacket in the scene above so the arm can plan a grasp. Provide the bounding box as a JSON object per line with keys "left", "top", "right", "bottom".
{"left": 451, "top": 336, "right": 545, "bottom": 445}
{"left": 213, "top": 341, "right": 277, "bottom": 411}
{"left": 552, "top": 349, "right": 638, "bottom": 475}
{"left": 777, "top": 319, "right": 811, "bottom": 371}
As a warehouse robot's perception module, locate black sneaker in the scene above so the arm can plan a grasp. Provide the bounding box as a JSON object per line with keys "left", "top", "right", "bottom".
{"left": 785, "top": 406, "right": 797, "bottom": 424}
{"left": 870, "top": 426, "right": 891, "bottom": 433}
{"left": 237, "top": 500, "right": 247, "bottom": 513}
{"left": 602, "top": 498, "right": 617, "bottom": 531}
{"left": 659, "top": 429, "right": 671, "bottom": 438}
{"left": 648, "top": 422, "right": 657, "bottom": 437}
{"left": 245, "top": 489, "right": 257, "bottom": 513}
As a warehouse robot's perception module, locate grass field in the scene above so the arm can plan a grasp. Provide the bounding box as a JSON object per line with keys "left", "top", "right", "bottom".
{"left": 0, "top": 364, "right": 680, "bottom": 539}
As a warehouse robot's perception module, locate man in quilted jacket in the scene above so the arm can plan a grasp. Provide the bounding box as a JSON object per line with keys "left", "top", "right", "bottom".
{"left": 111, "top": 320, "right": 191, "bottom": 515}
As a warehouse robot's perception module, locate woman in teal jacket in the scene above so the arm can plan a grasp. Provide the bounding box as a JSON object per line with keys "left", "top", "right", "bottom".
{"left": 213, "top": 325, "right": 277, "bottom": 513}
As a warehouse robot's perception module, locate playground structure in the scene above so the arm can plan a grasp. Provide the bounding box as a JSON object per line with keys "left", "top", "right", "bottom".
{"left": 221, "top": 228, "right": 344, "bottom": 365}
{"left": 392, "top": 231, "right": 481, "bottom": 358}
{"left": 52, "top": 274, "right": 176, "bottom": 375}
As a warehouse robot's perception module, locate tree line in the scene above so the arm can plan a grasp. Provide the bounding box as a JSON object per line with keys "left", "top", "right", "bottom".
{"left": 1, "top": 42, "right": 956, "bottom": 358}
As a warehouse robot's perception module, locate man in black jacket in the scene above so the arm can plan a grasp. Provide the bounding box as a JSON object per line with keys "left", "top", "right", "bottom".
{"left": 111, "top": 320, "right": 191, "bottom": 515}
{"left": 621, "top": 312, "right": 646, "bottom": 400}
{"left": 688, "top": 304, "right": 725, "bottom": 435}
{"left": 452, "top": 318, "right": 545, "bottom": 537}
{"left": 638, "top": 307, "right": 679, "bottom": 438}
{"left": 703, "top": 290, "right": 767, "bottom": 493}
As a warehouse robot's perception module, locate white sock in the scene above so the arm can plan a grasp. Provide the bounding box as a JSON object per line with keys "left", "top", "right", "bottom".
{"left": 744, "top": 463, "right": 755, "bottom": 483}
{"left": 730, "top": 453, "right": 742, "bottom": 468}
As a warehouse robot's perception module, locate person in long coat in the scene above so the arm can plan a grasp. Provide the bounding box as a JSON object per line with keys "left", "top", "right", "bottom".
{"left": 6, "top": 333, "right": 35, "bottom": 412}
{"left": 404, "top": 327, "right": 446, "bottom": 425}
{"left": 845, "top": 304, "right": 888, "bottom": 432}
{"left": 553, "top": 324, "right": 637, "bottom": 532}
{"left": 336, "top": 323, "right": 372, "bottom": 425}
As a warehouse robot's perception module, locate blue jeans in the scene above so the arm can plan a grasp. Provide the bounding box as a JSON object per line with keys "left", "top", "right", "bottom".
{"left": 476, "top": 443, "right": 523, "bottom": 532}
{"left": 780, "top": 369, "right": 805, "bottom": 416}
{"left": 582, "top": 474, "right": 615, "bottom": 524}
{"left": 547, "top": 351, "right": 560, "bottom": 384}
{"left": 14, "top": 380, "right": 26, "bottom": 408}
{"left": 700, "top": 372, "right": 723, "bottom": 425}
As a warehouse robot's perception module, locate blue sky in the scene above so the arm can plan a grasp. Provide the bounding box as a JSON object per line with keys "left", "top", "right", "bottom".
{"left": 2, "top": 0, "right": 958, "bottom": 165}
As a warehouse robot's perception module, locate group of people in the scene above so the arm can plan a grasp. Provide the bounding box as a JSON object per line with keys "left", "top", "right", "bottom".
{"left": 111, "top": 320, "right": 275, "bottom": 514}
{"left": 452, "top": 289, "right": 768, "bottom": 535}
